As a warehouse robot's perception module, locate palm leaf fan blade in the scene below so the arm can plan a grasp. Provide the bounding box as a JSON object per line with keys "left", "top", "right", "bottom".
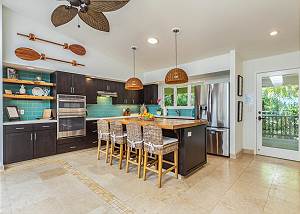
{"left": 79, "top": 9, "right": 110, "bottom": 32}
{"left": 89, "top": 0, "right": 130, "bottom": 12}
{"left": 51, "top": 5, "right": 78, "bottom": 27}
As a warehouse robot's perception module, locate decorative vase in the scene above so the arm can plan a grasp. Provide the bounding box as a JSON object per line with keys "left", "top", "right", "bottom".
{"left": 19, "top": 85, "right": 26, "bottom": 95}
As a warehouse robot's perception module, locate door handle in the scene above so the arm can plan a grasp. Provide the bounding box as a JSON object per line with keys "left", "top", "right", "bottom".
{"left": 257, "top": 116, "right": 265, "bottom": 121}
{"left": 34, "top": 133, "right": 37, "bottom": 141}
{"left": 31, "top": 133, "right": 33, "bottom": 142}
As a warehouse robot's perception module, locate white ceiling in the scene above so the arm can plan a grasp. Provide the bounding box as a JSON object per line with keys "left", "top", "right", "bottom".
{"left": 3, "top": 0, "right": 300, "bottom": 74}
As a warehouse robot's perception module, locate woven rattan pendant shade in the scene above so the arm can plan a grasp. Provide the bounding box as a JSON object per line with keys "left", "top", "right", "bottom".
{"left": 165, "top": 28, "right": 188, "bottom": 84}
{"left": 125, "top": 46, "right": 143, "bottom": 90}
{"left": 165, "top": 68, "right": 188, "bottom": 84}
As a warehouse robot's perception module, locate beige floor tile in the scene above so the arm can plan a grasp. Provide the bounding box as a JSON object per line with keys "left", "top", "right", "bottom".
{"left": 1, "top": 148, "right": 300, "bottom": 214}
{"left": 263, "top": 197, "right": 300, "bottom": 214}
{"left": 39, "top": 167, "right": 67, "bottom": 181}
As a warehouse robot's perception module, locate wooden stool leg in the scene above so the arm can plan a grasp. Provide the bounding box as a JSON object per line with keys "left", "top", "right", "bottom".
{"left": 158, "top": 154, "right": 163, "bottom": 188}
{"left": 110, "top": 143, "right": 114, "bottom": 165}
{"left": 105, "top": 141, "right": 110, "bottom": 163}
{"left": 119, "top": 144, "right": 124, "bottom": 170}
{"left": 126, "top": 145, "right": 130, "bottom": 173}
{"left": 155, "top": 155, "right": 158, "bottom": 170}
{"left": 97, "top": 140, "right": 101, "bottom": 160}
{"left": 137, "top": 149, "right": 142, "bottom": 178}
{"left": 174, "top": 149, "right": 178, "bottom": 179}
{"left": 143, "top": 151, "right": 148, "bottom": 181}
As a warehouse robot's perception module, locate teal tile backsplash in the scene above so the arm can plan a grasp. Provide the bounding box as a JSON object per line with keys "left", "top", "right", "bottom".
{"left": 87, "top": 97, "right": 140, "bottom": 117}
{"left": 3, "top": 68, "right": 52, "bottom": 121}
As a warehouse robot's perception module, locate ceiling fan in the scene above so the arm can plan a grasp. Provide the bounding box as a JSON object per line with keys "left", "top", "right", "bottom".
{"left": 51, "top": 0, "right": 130, "bottom": 32}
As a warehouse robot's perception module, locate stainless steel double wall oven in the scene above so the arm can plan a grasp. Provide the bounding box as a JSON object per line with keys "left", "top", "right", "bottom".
{"left": 57, "top": 94, "right": 86, "bottom": 139}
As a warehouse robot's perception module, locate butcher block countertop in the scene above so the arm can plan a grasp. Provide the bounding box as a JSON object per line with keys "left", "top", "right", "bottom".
{"left": 105, "top": 117, "right": 208, "bottom": 130}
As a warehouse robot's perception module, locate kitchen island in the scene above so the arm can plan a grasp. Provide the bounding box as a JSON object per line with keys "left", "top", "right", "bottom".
{"left": 106, "top": 117, "right": 208, "bottom": 176}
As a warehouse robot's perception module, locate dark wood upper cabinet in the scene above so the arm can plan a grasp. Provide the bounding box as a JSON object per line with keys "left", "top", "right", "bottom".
{"left": 53, "top": 71, "right": 73, "bottom": 95}
{"left": 52, "top": 71, "right": 85, "bottom": 95}
{"left": 143, "top": 84, "right": 158, "bottom": 105}
{"left": 72, "top": 73, "right": 86, "bottom": 95}
{"left": 85, "top": 78, "right": 97, "bottom": 104}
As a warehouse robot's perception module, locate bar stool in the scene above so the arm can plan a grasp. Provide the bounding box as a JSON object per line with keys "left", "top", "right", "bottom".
{"left": 143, "top": 125, "right": 179, "bottom": 188}
{"left": 110, "top": 121, "right": 127, "bottom": 169}
{"left": 97, "top": 119, "right": 110, "bottom": 163}
{"left": 125, "top": 123, "right": 144, "bottom": 178}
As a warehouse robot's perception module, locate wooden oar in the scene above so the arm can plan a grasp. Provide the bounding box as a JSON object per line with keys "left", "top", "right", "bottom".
{"left": 15, "top": 47, "right": 85, "bottom": 67}
{"left": 17, "top": 33, "right": 86, "bottom": 56}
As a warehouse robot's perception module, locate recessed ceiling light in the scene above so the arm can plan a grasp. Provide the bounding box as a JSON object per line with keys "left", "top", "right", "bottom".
{"left": 147, "top": 37, "right": 159, "bottom": 45}
{"left": 270, "top": 30, "right": 278, "bottom": 36}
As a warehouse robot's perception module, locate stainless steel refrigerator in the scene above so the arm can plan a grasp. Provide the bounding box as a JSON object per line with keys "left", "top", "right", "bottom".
{"left": 195, "top": 82, "right": 230, "bottom": 157}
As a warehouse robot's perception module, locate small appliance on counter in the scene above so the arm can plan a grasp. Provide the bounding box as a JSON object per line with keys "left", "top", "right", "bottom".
{"left": 195, "top": 82, "right": 230, "bottom": 157}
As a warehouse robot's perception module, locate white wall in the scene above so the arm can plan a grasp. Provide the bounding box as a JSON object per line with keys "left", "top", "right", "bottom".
{"left": 3, "top": 7, "right": 133, "bottom": 81}
{"left": 143, "top": 53, "right": 231, "bottom": 84}
{"left": 243, "top": 51, "right": 300, "bottom": 151}
{"left": 229, "top": 50, "right": 244, "bottom": 157}
{"left": 0, "top": 3, "right": 3, "bottom": 169}
{"left": 143, "top": 50, "right": 244, "bottom": 157}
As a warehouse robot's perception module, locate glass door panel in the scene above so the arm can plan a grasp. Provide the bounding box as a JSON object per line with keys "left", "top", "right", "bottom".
{"left": 257, "top": 69, "right": 300, "bottom": 161}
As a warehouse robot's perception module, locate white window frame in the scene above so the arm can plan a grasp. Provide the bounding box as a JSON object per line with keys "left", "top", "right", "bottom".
{"left": 162, "top": 84, "right": 196, "bottom": 109}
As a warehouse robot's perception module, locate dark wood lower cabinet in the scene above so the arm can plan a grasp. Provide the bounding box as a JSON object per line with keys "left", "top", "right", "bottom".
{"left": 5, "top": 131, "right": 34, "bottom": 164}
{"left": 4, "top": 123, "right": 57, "bottom": 164}
{"left": 34, "top": 129, "right": 57, "bottom": 158}
{"left": 4, "top": 120, "right": 99, "bottom": 164}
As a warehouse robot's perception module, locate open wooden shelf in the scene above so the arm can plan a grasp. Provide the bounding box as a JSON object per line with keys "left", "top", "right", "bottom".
{"left": 3, "top": 78, "right": 55, "bottom": 87}
{"left": 3, "top": 94, "right": 54, "bottom": 100}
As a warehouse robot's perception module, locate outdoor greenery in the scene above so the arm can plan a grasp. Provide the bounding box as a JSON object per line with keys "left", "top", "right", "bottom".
{"left": 177, "top": 87, "right": 188, "bottom": 106}
{"left": 164, "top": 88, "right": 174, "bottom": 106}
{"left": 262, "top": 85, "right": 299, "bottom": 115}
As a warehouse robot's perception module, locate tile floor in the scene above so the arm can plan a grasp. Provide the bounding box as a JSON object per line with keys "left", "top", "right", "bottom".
{"left": 1, "top": 148, "right": 300, "bottom": 214}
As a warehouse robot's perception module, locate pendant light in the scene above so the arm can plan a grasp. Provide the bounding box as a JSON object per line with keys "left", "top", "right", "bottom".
{"left": 125, "top": 46, "right": 143, "bottom": 90}
{"left": 165, "top": 28, "right": 188, "bottom": 84}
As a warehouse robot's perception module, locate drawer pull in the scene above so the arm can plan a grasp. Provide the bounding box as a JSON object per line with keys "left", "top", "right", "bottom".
{"left": 92, "top": 141, "right": 97, "bottom": 144}
{"left": 92, "top": 130, "right": 97, "bottom": 133}
{"left": 70, "top": 146, "right": 77, "bottom": 149}
{"left": 15, "top": 127, "right": 25, "bottom": 130}
{"left": 42, "top": 126, "right": 50, "bottom": 128}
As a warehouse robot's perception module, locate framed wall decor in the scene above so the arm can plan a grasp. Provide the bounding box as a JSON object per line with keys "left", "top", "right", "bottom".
{"left": 237, "top": 75, "right": 243, "bottom": 96}
{"left": 7, "top": 67, "right": 18, "bottom": 79}
{"left": 237, "top": 101, "right": 243, "bottom": 122}
{"left": 6, "top": 106, "right": 21, "bottom": 121}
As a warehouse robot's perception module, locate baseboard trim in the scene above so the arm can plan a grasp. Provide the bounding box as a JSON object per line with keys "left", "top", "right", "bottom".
{"left": 242, "top": 149, "right": 255, "bottom": 155}
{"left": 0, "top": 165, "right": 4, "bottom": 172}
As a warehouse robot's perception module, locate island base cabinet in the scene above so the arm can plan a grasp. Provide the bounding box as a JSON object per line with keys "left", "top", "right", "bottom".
{"left": 5, "top": 132, "right": 34, "bottom": 164}
{"left": 162, "top": 125, "right": 207, "bottom": 176}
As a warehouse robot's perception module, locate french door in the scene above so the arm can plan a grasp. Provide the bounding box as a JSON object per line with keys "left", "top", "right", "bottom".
{"left": 257, "top": 69, "right": 300, "bottom": 161}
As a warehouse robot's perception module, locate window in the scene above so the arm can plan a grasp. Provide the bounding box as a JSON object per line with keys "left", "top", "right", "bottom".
{"left": 164, "top": 88, "right": 174, "bottom": 106}
{"left": 190, "top": 85, "right": 196, "bottom": 106}
{"left": 163, "top": 84, "right": 201, "bottom": 108}
{"left": 177, "top": 87, "right": 188, "bottom": 106}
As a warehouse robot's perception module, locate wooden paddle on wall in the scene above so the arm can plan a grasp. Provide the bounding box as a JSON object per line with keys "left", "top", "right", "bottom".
{"left": 17, "top": 33, "right": 86, "bottom": 56}
{"left": 15, "top": 47, "right": 85, "bottom": 67}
